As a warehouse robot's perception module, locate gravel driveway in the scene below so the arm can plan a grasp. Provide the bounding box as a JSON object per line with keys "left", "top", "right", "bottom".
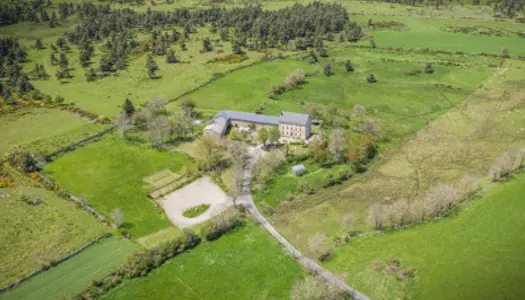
{"left": 160, "top": 177, "right": 232, "bottom": 228}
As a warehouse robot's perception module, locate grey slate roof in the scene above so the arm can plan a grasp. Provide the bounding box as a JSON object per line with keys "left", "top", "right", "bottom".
{"left": 213, "top": 110, "right": 279, "bottom": 125}
{"left": 279, "top": 111, "right": 310, "bottom": 126}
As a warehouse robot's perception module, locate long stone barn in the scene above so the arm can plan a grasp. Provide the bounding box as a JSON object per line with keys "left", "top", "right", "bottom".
{"left": 204, "top": 110, "right": 312, "bottom": 140}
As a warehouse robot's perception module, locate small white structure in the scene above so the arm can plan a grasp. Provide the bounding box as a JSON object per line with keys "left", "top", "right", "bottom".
{"left": 291, "top": 164, "right": 306, "bottom": 176}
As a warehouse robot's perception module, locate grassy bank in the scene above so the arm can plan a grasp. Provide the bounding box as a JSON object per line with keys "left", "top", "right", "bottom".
{"left": 0, "top": 186, "right": 107, "bottom": 287}
{"left": 0, "top": 236, "right": 136, "bottom": 300}
{"left": 0, "top": 108, "right": 107, "bottom": 155}
{"left": 325, "top": 173, "right": 525, "bottom": 300}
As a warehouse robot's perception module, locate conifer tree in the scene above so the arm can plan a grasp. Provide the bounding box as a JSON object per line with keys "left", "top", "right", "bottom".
{"left": 123, "top": 98, "right": 135, "bottom": 117}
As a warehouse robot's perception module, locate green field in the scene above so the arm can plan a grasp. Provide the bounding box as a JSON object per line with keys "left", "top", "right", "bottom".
{"left": 267, "top": 59, "right": 525, "bottom": 256}
{"left": 0, "top": 236, "right": 136, "bottom": 300}
{"left": 324, "top": 173, "right": 525, "bottom": 300}
{"left": 355, "top": 15, "right": 525, "bottom": 56}
{"left": 44, "top": 135, "right": 195, "bottom": 237}
{"left": 282, "top": 47, "right": 496, "bottom": 139}
{"left": 0, "top": 108, "right": 107, "bottom": 155}
{"left": 101, "top": 223, "right": 304, "bottom": 300}
{"left": 0, "top": 186, "right": 107, "bottom": 287}
{"left": 168, "top": 57, "right": 316, "bottom": 115}
{"left": 254, "top": 158, "right": 354, "bottom": 208}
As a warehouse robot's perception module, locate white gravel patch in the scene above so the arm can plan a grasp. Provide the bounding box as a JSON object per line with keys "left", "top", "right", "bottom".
{"left": 160, "top": 176, "right": 232, "bottom": 228}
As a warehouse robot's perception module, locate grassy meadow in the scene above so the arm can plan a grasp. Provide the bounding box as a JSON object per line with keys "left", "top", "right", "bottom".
{"left": 101, "top": 222, "right": 304, "bottom": 300}
{"left": 282, "top": 47, "right": 497, "bottom": 140}
{"left": 355, "top": 15, "right": 525, "bottom": 56}
{"left": 267, "top": 59, "right": 525, "bottom": 256}
{"left": 0, "top": 236, "right": 136, "bottom": 300}
{"left": 43, "top": 135, "right": 195, "bottom": 237}
{"left": 324, "top": 173, "right": 525, "bottom": 300}
{"left": 0, "top": 107, "right": 107, "bottom": 155}
{"left": 0, "top": 186, "right": 107, "bottom": 287}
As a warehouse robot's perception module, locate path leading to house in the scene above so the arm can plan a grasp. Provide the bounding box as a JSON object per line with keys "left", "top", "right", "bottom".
{"left": 240, "top": 146, "right": 370, "bottom": 300}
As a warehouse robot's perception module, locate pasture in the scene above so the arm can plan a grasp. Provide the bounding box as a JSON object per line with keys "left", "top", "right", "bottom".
{"left": 100, "top": 222, "right": 304, "bottom": 300}
{"left": 267, "top": 59, "right": 525, "bottom": 257}
{"left": 354, "top": 15, "right": 525, "bottom": 56}
{"left": 281, "top": 47, "right": 497, "bottom": 140}
{"left": 172, "top": 46, "right": 496, "bottom": 141}
{"left": 0, "top": 186, "right": 107, "bottom": 287}
{"left": 0, "top": 236, "right": 136, "bottom": 300}
{"left": 0, "top": 108, "right": 107, "bottom": 155}
{"left": 43, "top": 135, "right": 195, "bottom": 237}
{"left": 324, "top": 173, "right": 525, "bottom": 300}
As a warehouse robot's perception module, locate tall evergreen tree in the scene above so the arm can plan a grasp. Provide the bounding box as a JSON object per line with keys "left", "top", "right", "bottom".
{"left": 35, "top": 39, "right": 44, "bottom": 49}
{"left": 344, "top": 60, "right": 354, "bottom": 72}
{"left": 166, "top": 48, "right": 178, "bottom": 63}
{"left": 123, "top": 98, "right": 135, "bottom": 117}
{"left": 146, "top": 55, "right": 159, "bottom": 79}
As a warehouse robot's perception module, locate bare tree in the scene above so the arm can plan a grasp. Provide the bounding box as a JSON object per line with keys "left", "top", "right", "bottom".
{"left": 388, "top": 198, "right": 410, "bottom": 227}
{"left": 328, "top": 128, "right": 347, "bottom": 163}
{"left": 409, "top": 199, "right": 426, "bottom": 223}
{"left": 368, "top": 203, "right": 384, "bottom": 230}
{"left": 356, "top": 117, "right": 382, "bottom": 138}
{"left": 228, "top": 141, "right": 248, "bottom": 205}
{"left": 109, "top": 208, "right": 124, "bottom": 229}
{"left": 257, "top": 149, "right": 285, "bottom": 176}
{"left": 116, "top": 111, "right": 132, "bottom": 137}
{"left": 352, "top": 104, "right": 366, "bottom": 118}
{"left": 171, "top": 110, "right": 191, "bottom": 139}
{"left": 309, "top": 132, "right": 327, "bottom": 163}
{"left": 307, "top": 232, "right": 327, "bottom": 259}
{"left": 290, "top": 275, "right": 347, "bottom": 300}
{"left": 489, "top": 149, "right": 520, "bottom": 181}
{"left": 423, "top": 183, "right": 456, "bottom": 218}
{"left": 283, "top": 69, "right": 306, "bottom": 90}
{"left": 196, "top": 135, "right": 223, "bottom": 170}
{"left": 455, "top": 175, "right": 480, "bottom": 202}
{"left": 146, "top": 95, "right": 166, "bottom": 114}
{"left": 147, "top": 116, "right": 172, "bottom": 147}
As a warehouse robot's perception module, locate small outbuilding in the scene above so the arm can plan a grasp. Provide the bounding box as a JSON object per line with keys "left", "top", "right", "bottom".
{"left": 291, "top": 164, "right": 306, "bottom": 176}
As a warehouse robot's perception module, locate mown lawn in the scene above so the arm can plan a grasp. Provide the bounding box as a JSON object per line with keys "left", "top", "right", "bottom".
{"left": 0, "top": 186, "right": 107, "bottom": 287}
{"left": 0, "top": 236, "right": 136, "bottom": 300}
{"left": 44, "top": 135, "right": 195, "bottom": 237}
{"left": 324, "top": 173, "right": 525, "bottom": 300}
{"left": 101, "top": 222, "right": 304, "bottom": 300}
{"left": 0, "top": 108, "right": 107, "bottom": 155}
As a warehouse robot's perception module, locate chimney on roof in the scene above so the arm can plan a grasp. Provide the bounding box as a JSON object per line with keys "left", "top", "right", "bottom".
{"left": 280, "top": 111, "right": 283, "bottom": 116}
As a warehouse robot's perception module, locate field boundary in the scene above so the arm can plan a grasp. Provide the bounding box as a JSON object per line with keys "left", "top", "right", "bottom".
{"left": 165, "top": 52, "right": 305, "bottom": 105}
{"left": 0, "top": 233, "right": 112, "bottom": 295}
{"left": 42, "top": 125, "right": 117, "bottom": 161}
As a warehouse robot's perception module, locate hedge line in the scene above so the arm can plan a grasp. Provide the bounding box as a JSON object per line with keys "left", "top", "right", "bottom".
{"left": 76, "top": 209, "right": 245, "bottom": 299}
{"left": 0, "top": 233, "right": 112, "bottom": 295}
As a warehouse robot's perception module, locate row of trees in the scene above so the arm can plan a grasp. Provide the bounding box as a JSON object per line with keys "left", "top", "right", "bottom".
{"left": 488, "top": 148, "right": 525, "bottom": 181}
{"left": 368, "top": 175, "right": 481, "bottom": 230}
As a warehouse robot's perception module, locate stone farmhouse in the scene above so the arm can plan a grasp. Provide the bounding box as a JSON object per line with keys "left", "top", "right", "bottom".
{"left": 204, "top": 110, "right": 312, "bottom": 140}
